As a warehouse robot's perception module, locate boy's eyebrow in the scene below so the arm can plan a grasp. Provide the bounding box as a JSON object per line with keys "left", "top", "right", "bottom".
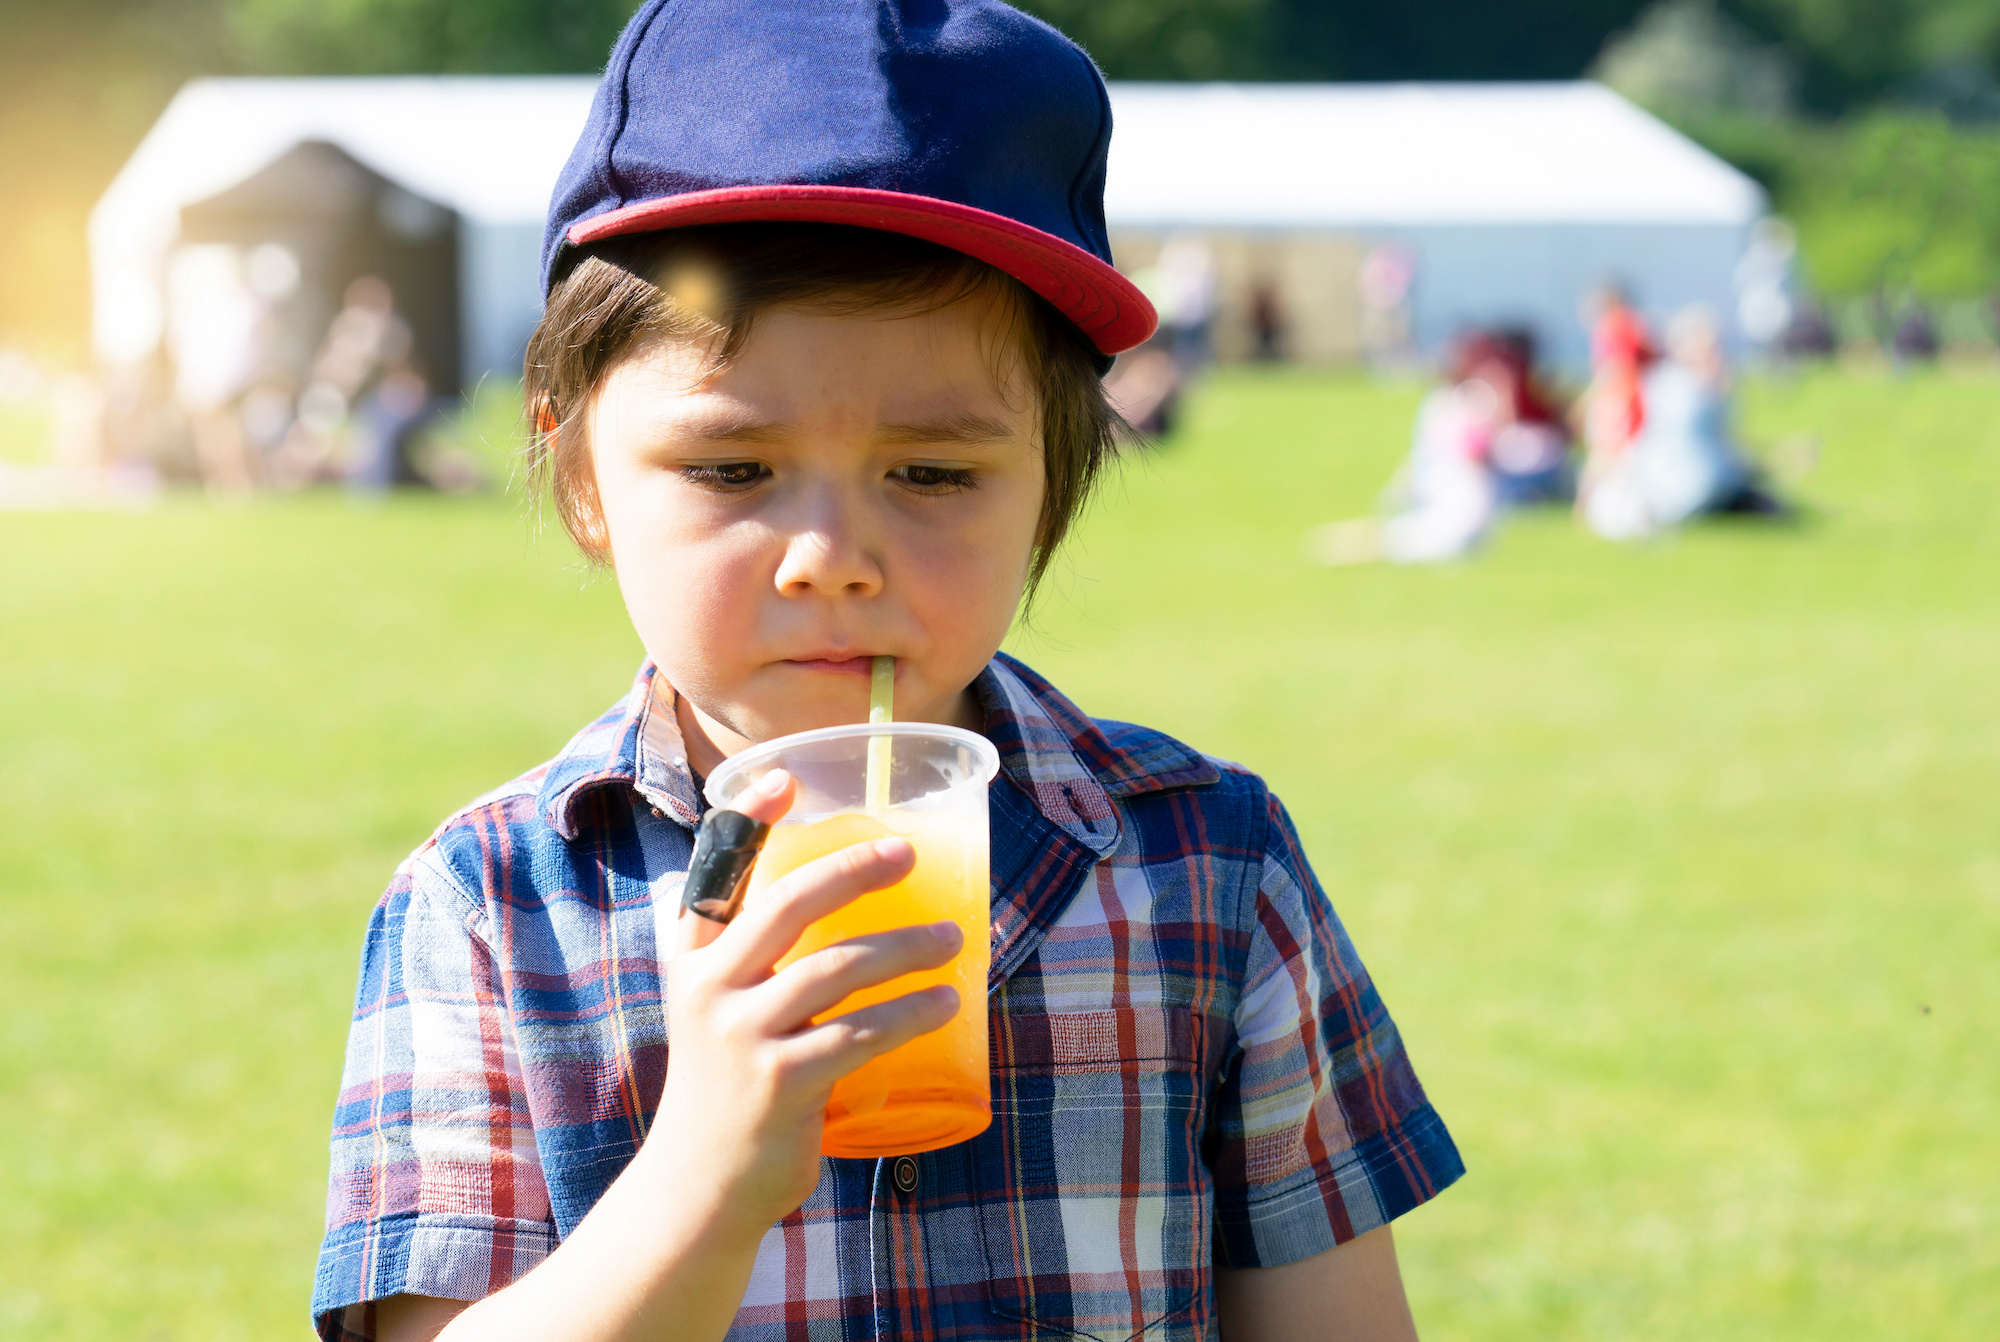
{"left": 875, "top": 412, "right": 1020, "bottom": 447}
{"left": 665, "top": 409, "right": 790, "bottom": 445}
{"left": 654, "top": 409, "right": 1022, "bottom": 451}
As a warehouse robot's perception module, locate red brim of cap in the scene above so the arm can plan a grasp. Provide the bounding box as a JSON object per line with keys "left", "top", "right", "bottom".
{"left": 566, "top": 184, "right": 1157, "bottom": 356}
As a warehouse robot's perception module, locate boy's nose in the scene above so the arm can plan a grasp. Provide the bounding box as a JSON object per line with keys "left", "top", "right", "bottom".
{"left": 772, "top": 500, "right": 884, "bottom": 598}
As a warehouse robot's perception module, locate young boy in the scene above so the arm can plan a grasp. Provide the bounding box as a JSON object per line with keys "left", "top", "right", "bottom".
{"left": 313, "top": 3, "right": 1462, "bottom": 1338}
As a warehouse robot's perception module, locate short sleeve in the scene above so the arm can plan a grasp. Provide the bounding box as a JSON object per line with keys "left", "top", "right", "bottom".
{"left": 1208, "top": 789, "right": 1464, "bottom": 1268}
{"left": 312, "top": 848, "right": 557, "bottom": 1339}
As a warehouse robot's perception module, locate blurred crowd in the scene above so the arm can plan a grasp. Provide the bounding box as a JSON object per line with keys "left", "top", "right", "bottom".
{"left": 1310, "top": 283, "right": 1801, "bottom": 566}
{"left": 0, "top": 264, "right": 479, "bottom": 510}
{"left": 0, "top": 232, "right": 1845, "bottom": 536}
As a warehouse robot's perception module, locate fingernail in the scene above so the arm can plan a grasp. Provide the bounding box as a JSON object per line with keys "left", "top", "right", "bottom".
{"left": 753, "top": 769, "right": 789, "bottom": 795}
{"left": 931, "top": 985, "right": 960, "bottom": 1010}
{"left": 874, "top": 837, "right": 913, "bottom": 862}
{"left": 930, "top": 920, "right": 962, "bottom": 950}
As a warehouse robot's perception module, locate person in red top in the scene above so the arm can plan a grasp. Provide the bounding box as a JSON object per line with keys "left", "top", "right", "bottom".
{"left": 1586, "top": 285, "right": 1656, "bottom": 447}
{"left": 1578, "top": 284, "right": 1658, "bottom": 531}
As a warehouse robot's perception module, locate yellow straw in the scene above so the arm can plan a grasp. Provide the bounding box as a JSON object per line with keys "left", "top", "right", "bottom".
{"left": 865, "top": 655, "right": 894, "bottom": 814}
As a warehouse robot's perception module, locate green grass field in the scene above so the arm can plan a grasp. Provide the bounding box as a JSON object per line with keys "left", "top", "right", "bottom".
{"left": 3, "top": 369, "right": 1995, "bottom": 1339}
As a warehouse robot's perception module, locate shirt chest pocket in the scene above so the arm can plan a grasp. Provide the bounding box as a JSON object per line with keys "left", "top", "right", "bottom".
{"left": 964, "top": 1005, "right": 1214, "bottom": 1342}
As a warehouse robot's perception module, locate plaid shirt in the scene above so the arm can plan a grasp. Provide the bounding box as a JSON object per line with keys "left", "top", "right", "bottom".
{"left": 314, "top": 655, "right": 1462, "bottom": 1340}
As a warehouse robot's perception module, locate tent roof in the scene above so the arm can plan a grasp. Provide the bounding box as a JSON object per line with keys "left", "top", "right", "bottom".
{"left": 94, "top": 76, "right": 592, "bottom": 234}
{"left": 1103, "top": 82, "right": 1763, "bottom": 228}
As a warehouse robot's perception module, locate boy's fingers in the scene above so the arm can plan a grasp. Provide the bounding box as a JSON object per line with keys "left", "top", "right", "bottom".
{"left": 727, "top": 769, "right": 796, "bottom": 826}
{"left": 676, "top": 892, "right": 728, "bottom": 953}
{"left": 756, "top": 921, "right": 963, "bottom": 1030}
{"left": 721, "top": 837, "right": 916, "bottom": 980}
{"left": 784, "top": 984, "right": 961, "bottom": 1080}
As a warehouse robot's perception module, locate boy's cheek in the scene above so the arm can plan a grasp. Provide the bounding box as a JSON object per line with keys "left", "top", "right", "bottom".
{"left": 608, "top": 551, "right": 755, "bottom": 694}
{"left": 625, "top": 561, "right": 759, "bottom": 650}
{"left": 905, "top": 485, "right": 1041, "bottom": 583}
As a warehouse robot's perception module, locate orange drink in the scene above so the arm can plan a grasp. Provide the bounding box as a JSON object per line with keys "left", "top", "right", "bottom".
{"left": 705, "top": 723, "right": 999, "bottom": 1157}
{"left": 748, "top": 806, "right": 989, "bottom": 1154}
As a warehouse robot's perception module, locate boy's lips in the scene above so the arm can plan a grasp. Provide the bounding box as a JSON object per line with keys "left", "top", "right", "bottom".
{"left": 781, "top": 655, "right": 883, "bottom": 676}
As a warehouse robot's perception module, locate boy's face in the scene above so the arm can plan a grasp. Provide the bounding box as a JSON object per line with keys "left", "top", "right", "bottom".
{"left": 587, "top": 293, "right": 1044, "bottom": 769}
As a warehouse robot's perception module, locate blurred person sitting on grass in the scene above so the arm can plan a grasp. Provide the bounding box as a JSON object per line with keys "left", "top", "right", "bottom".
{"left": 1582, "top": 305, "right": 1787, "bottom": 541}
{"left": 310, "top": 4, "right": 1464, "bottom": 1342}
{"left": 1307, "top": 330, "right": 1570, "bottom": 565}
{"left": 1480, "top": 329, "right": 1573, "bottom": 508}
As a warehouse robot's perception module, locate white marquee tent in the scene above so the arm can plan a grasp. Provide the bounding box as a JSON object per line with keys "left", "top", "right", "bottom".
{"left": 92, "top": 76, "right": 592, "bottom": 386}
{"left": 93, "top": 77, "right": 1764, "bottom": 380}
{"left": 1103, "top": 82, "right": 1766, "bottom": 364}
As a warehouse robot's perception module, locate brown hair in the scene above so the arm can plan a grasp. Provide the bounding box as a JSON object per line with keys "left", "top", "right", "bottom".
{"left": 523, "top": 223, "right": 1123, "bottom": 597}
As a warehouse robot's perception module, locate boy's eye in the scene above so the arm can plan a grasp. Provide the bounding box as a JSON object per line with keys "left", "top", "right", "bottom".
{"left": 892, "top": 463, "right": 979, "bottom": 494}
{"left": 680, "top": 461, "right": 770, "bottom": 490}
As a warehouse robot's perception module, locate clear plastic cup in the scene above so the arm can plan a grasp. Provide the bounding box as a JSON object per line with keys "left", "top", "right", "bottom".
{"left": 704, "top": 723, "right": 999, "bottom": 1157}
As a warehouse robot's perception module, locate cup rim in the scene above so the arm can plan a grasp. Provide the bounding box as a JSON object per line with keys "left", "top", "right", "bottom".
{"left": 703, "top": 721, "right": 1001, "bottom": 809}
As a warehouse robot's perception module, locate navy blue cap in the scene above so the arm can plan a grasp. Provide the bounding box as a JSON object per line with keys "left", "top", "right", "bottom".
{"left": 541, "top": 0, "right": 1156, "bottom": 355}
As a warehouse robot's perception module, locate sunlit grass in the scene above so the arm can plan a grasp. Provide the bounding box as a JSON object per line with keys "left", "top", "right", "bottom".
{"left": 2, "top": 368, "right": 1994, "bottom": 1339}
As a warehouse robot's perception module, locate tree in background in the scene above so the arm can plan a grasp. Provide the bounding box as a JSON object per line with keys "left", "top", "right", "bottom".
{"left": 1595, "top": 0, "right": 1798, "bottom": 122}
{"left": 1016, "top": 0, "right": 1658, "bottom": 80}
{"left": 1723, "top": 0, "right": 1918, "bottom": 110}
{"left": 999, "top": 0, "right": 1273, "bottom": 79}
{"left": 1255, "top": 0, "right": 1655, "bottom": 80}
{"left": 224, "top": 0, "right": 641, "bottom": 74}
{"left": 1596, "top": 0, "right": 2000, "bottom": 334}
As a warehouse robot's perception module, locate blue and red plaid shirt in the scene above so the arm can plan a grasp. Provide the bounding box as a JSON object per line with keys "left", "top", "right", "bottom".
{"left": 314, "top": 655, "right": 1462, "bottom": 1339}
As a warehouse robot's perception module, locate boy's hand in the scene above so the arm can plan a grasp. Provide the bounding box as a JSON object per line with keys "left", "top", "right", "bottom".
{"left": 657, "top": 768, "right": 963, "bottom": 1240}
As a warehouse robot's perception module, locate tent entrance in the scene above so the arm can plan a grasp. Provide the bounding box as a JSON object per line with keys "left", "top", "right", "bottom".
{"left": 178, "top": 139, "right": 461, "bottom": 397}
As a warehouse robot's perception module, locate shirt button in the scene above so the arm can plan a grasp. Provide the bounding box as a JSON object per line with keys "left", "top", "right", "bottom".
{"left": 892, "top": 1156, "right": 919, "bottom": 1195}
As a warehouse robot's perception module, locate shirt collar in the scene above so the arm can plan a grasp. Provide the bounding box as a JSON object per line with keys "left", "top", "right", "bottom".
{"left": 537, "top": 663, "right": 704, "bottom": 841}
{"left": 538, "top": 654, "right": 1218, "bottom": 844}
{"left": 972, "top": 652, "right": 1217, "bottom": 854}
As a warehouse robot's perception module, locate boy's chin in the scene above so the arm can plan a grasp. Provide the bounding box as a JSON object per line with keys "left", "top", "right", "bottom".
{"left": 726, "top": 685, "right": 967, "bottom": 745}
{"left": 722, "top": 689, "right": 875, "bottom": 745}
{"left": 743, "top": 708, "right": 866, "bottom": 742}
